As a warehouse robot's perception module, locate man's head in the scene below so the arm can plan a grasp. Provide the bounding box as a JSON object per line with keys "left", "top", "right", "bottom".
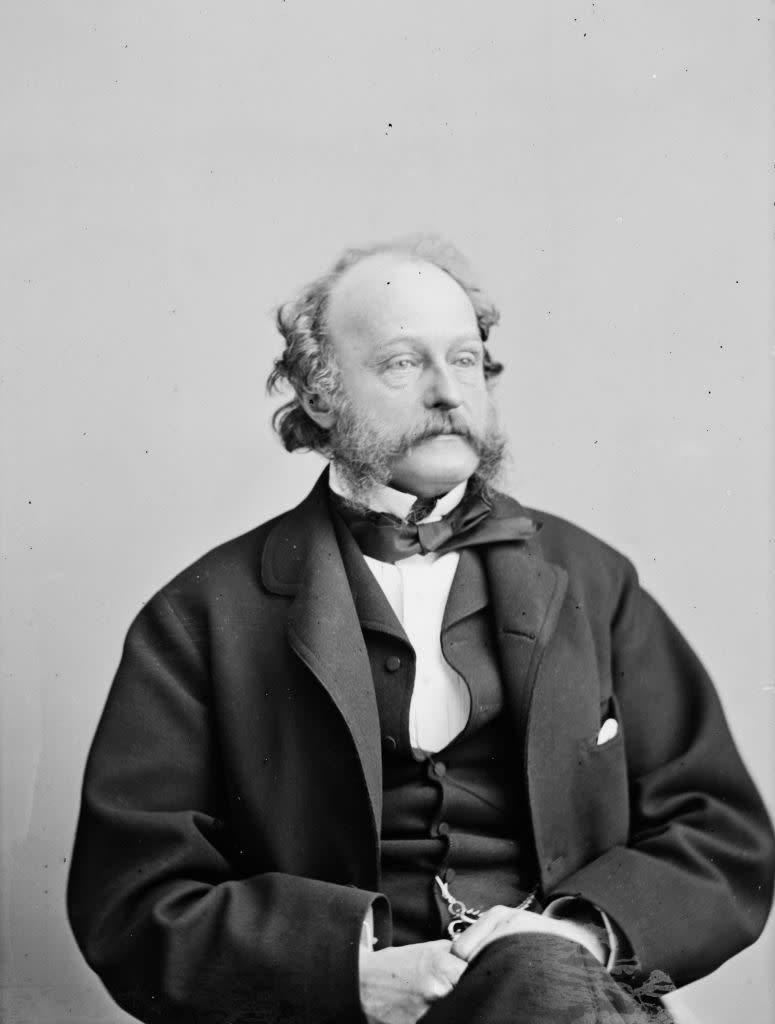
{"left": 268, "top": 235, "right": 507, "bottom": 502}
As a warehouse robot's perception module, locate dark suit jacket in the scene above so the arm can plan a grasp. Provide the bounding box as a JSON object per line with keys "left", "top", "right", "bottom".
{"left": 67, "top": 473, "right": 775, "bottom": 1024}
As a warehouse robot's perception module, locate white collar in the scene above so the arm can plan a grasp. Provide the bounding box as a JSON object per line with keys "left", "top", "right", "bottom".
{"left": 328, "top": 463, "right": 468, "bottom": 523}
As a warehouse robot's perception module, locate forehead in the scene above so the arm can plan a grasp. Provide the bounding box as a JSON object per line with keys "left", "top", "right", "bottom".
{"left": 325, "top": 254, "right": 479, "bottom": 356}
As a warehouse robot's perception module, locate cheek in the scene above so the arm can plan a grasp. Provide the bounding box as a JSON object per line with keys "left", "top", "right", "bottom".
{"left": 365, "top": 389, "right": 422, "bottom": 423}
{"left": 339, "top": 393, "right": 417, "bottom": 444}
{"left": 466, "top": 384, "right": 490, "bottom": 421}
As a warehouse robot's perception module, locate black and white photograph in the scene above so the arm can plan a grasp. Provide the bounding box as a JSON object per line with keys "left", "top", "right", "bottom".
{"left": 1, "top": 4, "right": 773, "bottom": 1023}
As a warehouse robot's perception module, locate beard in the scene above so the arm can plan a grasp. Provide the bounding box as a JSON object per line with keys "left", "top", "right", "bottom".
{"left": 327, "top": 395, "right": 508, "bottom": 510}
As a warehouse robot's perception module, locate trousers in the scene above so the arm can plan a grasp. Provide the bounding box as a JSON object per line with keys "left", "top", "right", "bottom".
{"left": 420, "top": 934, "right": 677, "bottom": 1024}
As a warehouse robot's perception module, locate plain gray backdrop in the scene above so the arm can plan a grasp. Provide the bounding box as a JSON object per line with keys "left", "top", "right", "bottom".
{"left": 1, "top": 3, "right": 773, "bottom": 1022}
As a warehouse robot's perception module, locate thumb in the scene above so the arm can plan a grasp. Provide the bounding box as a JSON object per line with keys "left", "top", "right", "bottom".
{"left": 425, "top": 951, "right": 467, "bottom": 1000}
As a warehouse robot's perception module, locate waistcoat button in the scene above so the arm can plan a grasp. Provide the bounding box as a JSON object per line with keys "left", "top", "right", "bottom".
{"left": 437, "top": 822, "right": 450, "bottom": 836}
{"left": 383, "top": 735, "right": 397, "bottom": 753}
{"left": 385, "top": 655, "right": 402, "bottom": 672}
{"left": 434, "top": 762, "right": 447, "bottom": 777}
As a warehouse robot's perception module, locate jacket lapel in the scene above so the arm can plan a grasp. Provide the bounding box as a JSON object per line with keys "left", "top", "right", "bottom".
{"left": 441, "top": 549, "right": 490, "bottom": 631}
{"left": 331, "top": 511, "right": 409, "bottom": 644}
{"left": 482, "top": 494, "right": 569, "bottom": 734}
{"left": 261, "top": 473, "right": 383, "bottom": 836}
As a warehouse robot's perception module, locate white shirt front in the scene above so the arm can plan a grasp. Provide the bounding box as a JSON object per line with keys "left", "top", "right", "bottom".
{"left": 329, "top": 467, "right": 471, "bottom": 753}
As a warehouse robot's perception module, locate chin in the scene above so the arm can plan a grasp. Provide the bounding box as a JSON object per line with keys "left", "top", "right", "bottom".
{"left": 391, "top": 443, "right": 479, "bottom": 497}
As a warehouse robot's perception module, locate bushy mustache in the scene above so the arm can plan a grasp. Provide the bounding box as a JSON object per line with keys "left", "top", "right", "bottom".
{"left": 394, "top": 415, "right": 485, "bottom": 455}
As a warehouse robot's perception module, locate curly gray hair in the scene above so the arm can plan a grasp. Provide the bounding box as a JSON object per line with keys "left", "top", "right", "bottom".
{"left": 266, "top": 234, "right": 504, "bottom": 454}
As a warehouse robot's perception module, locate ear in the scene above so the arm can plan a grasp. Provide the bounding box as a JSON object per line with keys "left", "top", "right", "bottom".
{"left": 299, "top": 391, "right": 336, "bottom": 430}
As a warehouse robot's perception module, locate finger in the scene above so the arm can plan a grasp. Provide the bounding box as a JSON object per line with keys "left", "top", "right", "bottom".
{"left": 425, "top": 938, "right": 455, "bottom": 954}
{"left": 468, "top": 918, "right": 530, "bottom": 954}
{"left": 423, "top": 953, "right": 467, "bottom": 1002}
{"left": 439, "top": 952, "right": 467, "bottom": 986}
{"left": 462, "top": 910, "right": 562, "bottom": 963}
{"left": 452, "top": 907, "right": 546, "bottom": 962}
{"left": 416, "top": 939, "right": 456, "bottom": 1000}
{"left": 421, "top": 974, "right": 452, "bottom": 1002}
{"left": 450, "top": 906, "right": 513, "bottom": 962}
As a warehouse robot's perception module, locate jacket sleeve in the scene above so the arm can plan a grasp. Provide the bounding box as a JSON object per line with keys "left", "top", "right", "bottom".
{"left": 67, "top": 591, "right": 384, "bottom": 1024}
{"left": 549, "top": 560, "right": 775, "bottom": 987}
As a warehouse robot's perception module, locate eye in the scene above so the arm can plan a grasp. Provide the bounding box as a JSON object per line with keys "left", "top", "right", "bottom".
{"left": 452, "top": 350, "right": 481, "bottom": 368}
{"left": 384, "top": 355, "right": 421, "bottom": 372}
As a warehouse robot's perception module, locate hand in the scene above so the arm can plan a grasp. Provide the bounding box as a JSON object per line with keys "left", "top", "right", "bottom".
{"left": 359, "top": 940, "right": 467, "bottom": 1024}
{"left": 451, "top": 905, "right": 607, "bottom": 966}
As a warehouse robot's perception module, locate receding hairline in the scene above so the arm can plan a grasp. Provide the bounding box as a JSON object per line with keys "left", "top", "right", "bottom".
{"left": 323, "top": 251, "right": 479, "bottom": 340}
{"left": 330, "top": 249, "right": 474, "bottom": 288}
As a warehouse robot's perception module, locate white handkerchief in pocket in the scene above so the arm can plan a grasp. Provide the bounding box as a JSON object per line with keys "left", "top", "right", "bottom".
{"left": 596, "top": 717, "right": 619, "bottom": 745}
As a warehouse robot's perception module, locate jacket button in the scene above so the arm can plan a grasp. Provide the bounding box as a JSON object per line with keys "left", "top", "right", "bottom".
{"left": 383, "top": 735, "right": 397, "bottom": 753}
{"left": 437, "top": 822, "right": 450, "bottom": 836}
{"left": 434, "top": 761, "right": 447, "bottom": 777}
{"left": 385, "top": 655, "right": 402, "bottom": 672}
{"left": 445, "top": 868, "right": 456, "bottom": 883}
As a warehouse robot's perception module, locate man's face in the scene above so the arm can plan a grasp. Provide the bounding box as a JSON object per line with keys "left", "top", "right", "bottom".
{"left": 323, "top": 254, "right": 494, "bottom": 498}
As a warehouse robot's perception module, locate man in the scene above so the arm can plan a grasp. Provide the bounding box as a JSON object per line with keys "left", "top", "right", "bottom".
{"left": 68, "top": 236, "right": 774, "bottom": 1024}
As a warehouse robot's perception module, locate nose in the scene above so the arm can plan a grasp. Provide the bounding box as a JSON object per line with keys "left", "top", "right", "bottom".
{"left": 424, "top": 362, "right": 463, "bottom": 410}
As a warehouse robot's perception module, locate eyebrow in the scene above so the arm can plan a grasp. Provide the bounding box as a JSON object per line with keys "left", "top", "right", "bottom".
{"left": 377, "top": 332, "right": 482, "bottom": 349}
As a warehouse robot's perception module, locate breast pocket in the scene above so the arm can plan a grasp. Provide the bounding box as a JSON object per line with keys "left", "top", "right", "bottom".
{"left": 595, "top": 694, "right": 620, "bottom": 747}
{"left": 576, "top": 694, "right": 630, "bottom": 853}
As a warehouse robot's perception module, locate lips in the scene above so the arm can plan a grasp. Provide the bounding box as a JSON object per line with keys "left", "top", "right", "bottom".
{"left": 413, "top": 431, "right": 472, "bottom": 448}
{"left": 421, "top": 426, "right": 469, "bottom": 440}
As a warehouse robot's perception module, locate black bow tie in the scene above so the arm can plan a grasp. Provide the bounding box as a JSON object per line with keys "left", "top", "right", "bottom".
{"left": 330, "top": 488, "right": 538, "bottom": 564}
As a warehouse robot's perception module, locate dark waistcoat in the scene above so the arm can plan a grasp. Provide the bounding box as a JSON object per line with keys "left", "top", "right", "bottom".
{"left": 332, "top": 512, "right": 539, "bottom": 945}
